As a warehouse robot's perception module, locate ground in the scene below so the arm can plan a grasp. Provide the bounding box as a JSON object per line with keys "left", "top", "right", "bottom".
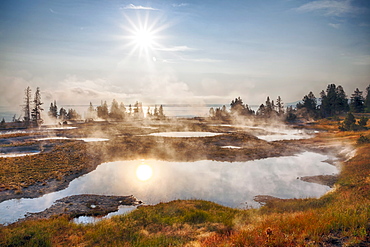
{"left": 0, "top": 117, "right": 369, "bottom": 246}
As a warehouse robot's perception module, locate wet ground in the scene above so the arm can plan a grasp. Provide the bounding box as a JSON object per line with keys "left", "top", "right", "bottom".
{"left": 0, "top": 118, "right": 352, "bottom": 225}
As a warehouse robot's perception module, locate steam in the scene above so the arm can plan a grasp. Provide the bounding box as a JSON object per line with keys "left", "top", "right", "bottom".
{"left": 0, "top": 152, "right": 339, "bottom": 224}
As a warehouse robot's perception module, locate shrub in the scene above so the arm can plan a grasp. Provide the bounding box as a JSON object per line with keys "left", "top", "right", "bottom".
{"left": 357, "top": 135, "right": 370, "bottom": 144}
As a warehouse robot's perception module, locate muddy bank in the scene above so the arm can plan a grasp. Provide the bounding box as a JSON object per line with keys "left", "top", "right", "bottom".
{"left": 0, "top": 166, "right": 99, "bottom": 203}
{"left": 300, "top": 175, "right": 338, "bottom": 188}
{"left": 24, "top": 194, "right": 141, "bottom": 221}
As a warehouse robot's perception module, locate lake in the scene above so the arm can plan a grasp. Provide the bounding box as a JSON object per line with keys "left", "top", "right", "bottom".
{"left": 0, "top": 152, "right": 338, "bottom": 225}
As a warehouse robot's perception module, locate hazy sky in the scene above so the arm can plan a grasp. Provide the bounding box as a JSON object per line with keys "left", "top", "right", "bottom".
{"left": 1, "top": 0, "right": 369, "bottom": 108}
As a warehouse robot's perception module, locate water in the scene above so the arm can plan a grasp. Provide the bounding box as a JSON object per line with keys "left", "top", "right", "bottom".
{"left": 73, "top": 205, "right": 137, "bottom": 224}
{"left": 0, "top": 152, "right": 338, "bottom": 225}
{"left": 34, "top": 137, "right": 109, "bottom": 142}
{"left": 0, "top": 151, "right": 40, "bottom": 158}
{"left": 148, "top": 132, "right": 222, "bottom": 138}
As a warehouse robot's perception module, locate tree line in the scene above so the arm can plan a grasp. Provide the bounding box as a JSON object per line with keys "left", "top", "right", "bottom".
{"left": 18, "top": 86, "right": 166, "bottom": 127}
{"left": 87, "top": 100, "right": 165, "bottom": 121}
{"left": 209, "top": 95, "right": 286, "bottom": 120}
{"left": 209, "top": 83, "right": 370, "bottom": 130}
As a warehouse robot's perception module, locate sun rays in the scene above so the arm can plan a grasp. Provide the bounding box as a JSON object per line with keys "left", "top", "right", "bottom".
{"left": 122, "top": 12, "right": 169, "bottom": 61}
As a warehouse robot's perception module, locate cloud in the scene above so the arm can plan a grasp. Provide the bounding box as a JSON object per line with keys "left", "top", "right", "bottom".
{"left": 155, "top": 46, "right": 196, "bottom": 52}
{"left": 172, "top": 3, "right": 188, "bottom": 8}
{"left": 182, "top": 57, "right": 225, "bottom": 63}
{"left": 123, "top": 4, "right": 158, "bottom": 11}
{"left": 328, "top": 23, "right": 341, "bottom": 28}
{"left": 295, "top": 0, "right": 359, "bottom": 16}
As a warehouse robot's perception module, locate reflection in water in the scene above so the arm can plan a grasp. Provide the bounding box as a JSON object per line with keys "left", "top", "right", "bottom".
{"left": 73, "top": 205, "right": 137, "bottom": 224}
{"left": 136, "top": 163, "right": 153, "bottom": 181}
{"left": 0, "top": 152, "right": 338, "bottom": 225}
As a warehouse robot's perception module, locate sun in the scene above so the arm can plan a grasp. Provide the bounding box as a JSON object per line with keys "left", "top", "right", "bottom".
{"left": 133, "top": 28, "right": 155, "bottom": 49}
{"left": 121, "top": 12, "right": 169, "bottom": 60}
{"left": 136, "top": 164, "right": 153, "bottom": 181}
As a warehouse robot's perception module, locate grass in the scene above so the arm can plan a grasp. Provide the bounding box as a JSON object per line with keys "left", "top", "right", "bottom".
{"left": 0, "top": 120, "right": 369, "bottom": 246}
{"left": 0, "top": 141, "right": 99, "bottom": 191}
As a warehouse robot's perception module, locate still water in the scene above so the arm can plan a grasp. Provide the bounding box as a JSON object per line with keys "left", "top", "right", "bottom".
{"left": 0, "top": 152, "right": 338, "bottom": 225}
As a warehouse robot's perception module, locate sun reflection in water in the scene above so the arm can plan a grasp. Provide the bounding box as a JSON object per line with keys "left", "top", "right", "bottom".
{"left": 136, "top": 163, "right": 153, "bottom": 181}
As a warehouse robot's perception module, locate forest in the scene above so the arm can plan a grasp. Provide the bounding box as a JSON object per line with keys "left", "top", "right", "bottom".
{"left": 209, "top": 83, "right": 370, "bottom": 131}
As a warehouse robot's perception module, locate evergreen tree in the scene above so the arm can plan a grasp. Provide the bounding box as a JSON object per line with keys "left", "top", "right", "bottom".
{"left": 256, "top": 104, "right": 265, "bottom": 116}
{"left": 364, "top": 85, "right": 370, "bottom": 113}
{"left": 301, "top": 92, "right": 317, "bottom": 111}
{"left": 128, "top": 104, "right": 132, "bottom": 116}
{"left": 23, "top": 86, "right": 32, "bottom": 127}
{"left": 265, "top": 96, "right": 272, "bottom": 115}
{"left": 159, "top": 105, "right": 165, "bottom": 118}
{"left": 153, "top": 105, "right": 158, "bottom": 117}
{"left": 230, "top": 97, "right": 245, "bottom": 115}
{"left": 133, "top": 101, "right": 144, "bottom": 119}
{"left": 296, "top": 92, "right": 317, "bottom": 119}
{"left": 358, "top": 116, "right": 368, "bottom": 129}
{"left": 48, "top": 101, "right": 58, "bottom": 119}
{"left": 97, "top": 101, "right": 109, "bottom": 119}
{"left": 31, "top": 87, "right": 43, "bottom": 126}
{"left": 147, "top": 106, "right": 152, "bottom": 117}
{"left": 320, "top": 84, "right": 348, "bottom": 117}
{"left": 0, "top": 118, "right": 5, "bottom": 128}
{"left": 286, "top": 106, "right": 297, "bottom": 122}
{"left": 340, "top": 112, "right": 356, "bottom": 131}
{"left": 350, "top": 88, "right": 364, "bottom": 113}
{"left": 67, "top": 109, "right": 80, "bottom": 120}
{"left": 59, "top": 108, "right": 67, "bottom": 121}
{"left": 86, "top": 102, "right": 96, "bottom": 120}
{"left": 276, "top": 96, "right": 284, "bottom": 115}
{"left": 335, "top": 85, "right": 349, "bottom": 114}
{"left": 119, "top": 102, "right": 126, "bottom": 118}
{"left": 209, "top": 107, "right": 215, "bottom": 118}
{"left": 109, "top": 99, "right": 122, "bottom": 119}
{"left": 319, "top": 90, "right": 329, "bottom": 118}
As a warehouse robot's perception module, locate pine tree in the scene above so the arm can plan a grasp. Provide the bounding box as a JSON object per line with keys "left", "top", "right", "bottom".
{"left": 364, "top": 85, "right": 370, "bottom": 113}
{"left": 59, "top": 108, "right": 67, "bottom": 121}
{"left": 86, "top": 102, "right": 96, "bottom": 120}
{"left": 153, "top": 105, "right": 158, "bottom": 117}
{"left": 335, "top": 85, "right": 349, "bottom": 114}
{"left": 119, "top": 102, "right": 126, "bottom": 119}
{"left": 350, "top": 88, "right": 364, "bottom": 113}
{"left": 265, "top": 97, "right": 272, "bottom": 115}
{"left": 320, "top": 84, "right": 348, "bottom": 117}
{"left": 256, "top": 104, "right": 265, "bottom": 116}
{"left": 209, "top": 107, "right": 215, "bottom": 118}
{"left": 302, "top": 92, "right": 317, "bottom": 111}
{"left": 159, "top": 105, "right": 164, "bottom": 118}
{"left": 97, "top": 101, "right": 109, "bottom": 119}
{"left": 109, "top": 99, "right": 121, "bottom": 119}
{"left": 276, "top": 96, "right": 284, "bottom": 115}
{"left": 23, "top": 86, "right": 32, "bottom": 127}
{"left": 31, "top": 87, "right": 43, "bottom": 126}
{"left": 340, "top": 112, "right": 356, "bottom": 131}
{"left": 230, "top": 97, "right": 245, "bottom": 115}
{"left": 0, "top": 118, "right": 5, "bottom": 128}
{"left": 67, "top": 109, "right": 80, "bottom": 120}
{"left": 48, "top": 101, "right": 58, "bottom": 119}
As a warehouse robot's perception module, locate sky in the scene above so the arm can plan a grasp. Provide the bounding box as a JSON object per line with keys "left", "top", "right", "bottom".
{"left": 0, "top": 0, "right": 369, "bottom": 110}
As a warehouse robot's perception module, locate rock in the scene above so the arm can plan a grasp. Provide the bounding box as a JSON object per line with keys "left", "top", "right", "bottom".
{"left": 24, "top": 194, "right": 141, "bottom": 221}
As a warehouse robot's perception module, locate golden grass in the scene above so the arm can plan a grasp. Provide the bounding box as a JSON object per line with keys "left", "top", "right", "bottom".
{"left": 0, "top": 121, "right": 369, "bottom": 246}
